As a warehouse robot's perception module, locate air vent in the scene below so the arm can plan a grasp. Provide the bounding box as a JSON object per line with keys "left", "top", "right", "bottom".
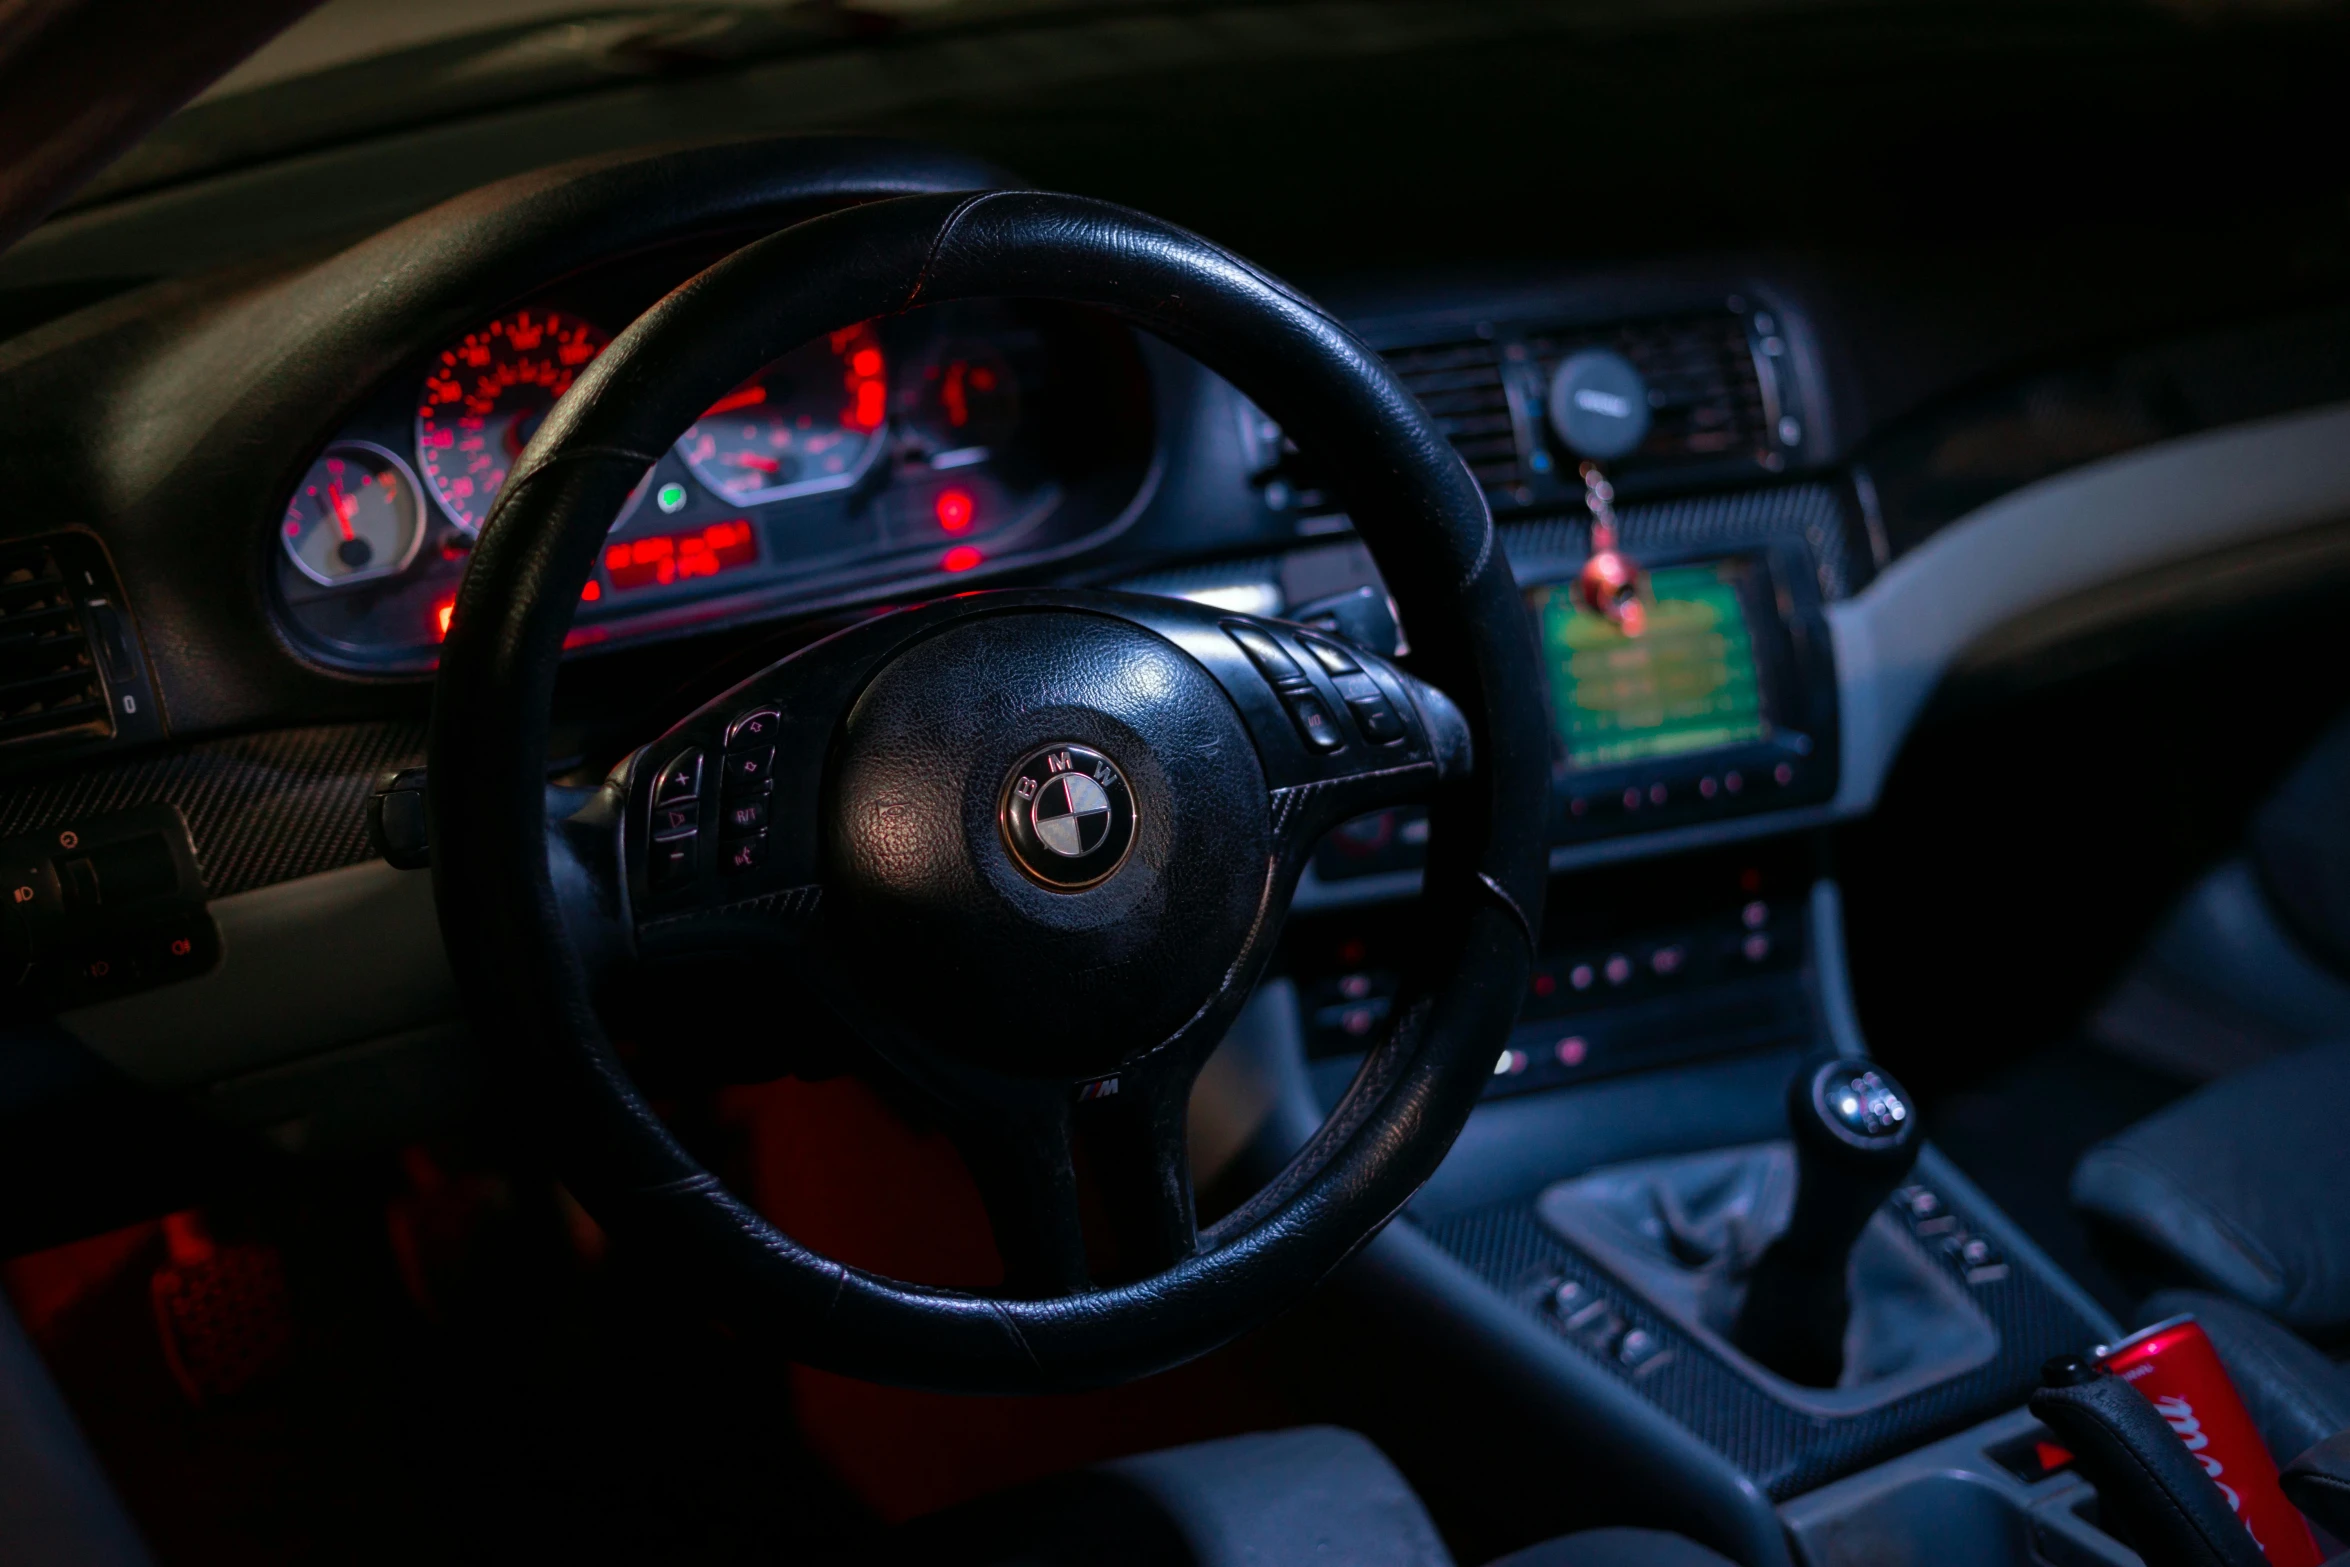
{"left": 0, "top": 542, "right": 111, "bottom": 747}
{"left": 1527, "top": 311, "right": 1770, "bottom": 468}
{"left": 1383, "top": 338, "right": 1521, "bottom": 490}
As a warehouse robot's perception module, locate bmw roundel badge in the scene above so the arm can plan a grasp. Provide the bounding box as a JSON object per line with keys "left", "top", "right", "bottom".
{"left": 999, "top": 743, "right": 1137, "bottom": 891}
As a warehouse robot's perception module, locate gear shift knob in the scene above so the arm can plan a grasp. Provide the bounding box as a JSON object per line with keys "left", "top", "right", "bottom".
{"left": 1732, "top": 1058, "right": 1922, "bottom": 1386}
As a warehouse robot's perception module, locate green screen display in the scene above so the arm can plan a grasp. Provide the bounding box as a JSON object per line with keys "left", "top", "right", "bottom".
{"left": 1530, "top": 562, "right": 1769, "bottom": 768}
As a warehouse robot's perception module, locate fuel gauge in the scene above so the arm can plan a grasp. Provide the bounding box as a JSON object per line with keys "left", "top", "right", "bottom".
{"left": 905, "top": 340, "right": 1022, "bottom": 463}
{"left": 281, "top": 442, "right": 425, "bottom": 586}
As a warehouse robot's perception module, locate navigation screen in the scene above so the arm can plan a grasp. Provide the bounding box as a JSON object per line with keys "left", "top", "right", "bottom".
{"left": 1529, "top": 561, "right": 1769, "bottom": 769}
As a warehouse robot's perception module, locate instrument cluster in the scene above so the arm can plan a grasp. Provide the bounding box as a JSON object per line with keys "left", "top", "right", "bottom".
{"left": 272, "top": 264, "right": 1154, "bottom": 673}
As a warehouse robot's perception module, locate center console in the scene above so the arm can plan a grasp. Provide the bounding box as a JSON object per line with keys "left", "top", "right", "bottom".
{"left": 1302, "top": 536, "right": 1839, "bottom": 901}
{"left": 1210, "top": 564, "right": 2131, "bottom": 1566}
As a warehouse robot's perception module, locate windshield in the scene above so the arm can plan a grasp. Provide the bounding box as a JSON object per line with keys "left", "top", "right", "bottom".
{"left": 70, "top": 0, "right": 1086, "bottom": 212}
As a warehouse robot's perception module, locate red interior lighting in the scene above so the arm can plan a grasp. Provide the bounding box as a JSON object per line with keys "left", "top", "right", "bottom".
{"left": 935, "top": 488, "right": 974, "bottom": 534}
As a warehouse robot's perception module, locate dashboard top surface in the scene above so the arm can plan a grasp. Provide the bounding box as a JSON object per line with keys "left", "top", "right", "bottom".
{"left": 0, "top": 0, "right": 2345, "bottom": 848}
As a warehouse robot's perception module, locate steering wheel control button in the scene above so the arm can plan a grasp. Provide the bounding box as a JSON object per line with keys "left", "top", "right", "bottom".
{"left": 648, "top": 833, "right": 696, "bottom": 889}
{"left": 651, "top": 802, "right": 698, "bottom": 839}
{"left": 1299, "top": 634, "right": 1361, "bottom": 676}
{"left": 653, "top": 749, "right": 703, "bottom": 805}
{"left": 724, "top": 708, "right": 781, "bottom": 750}
{"left": 1285, "top": 691, "right": 1346, "bottom": 751}
{"left": 723, "top": 833, "right": 767, "bottom": 873}
{"left": 1225, "top": 622, "right": 1306, "bottom": 685}
{"left": 722, "top": 746, "right": 775, "bottom": 789}
{"left": 721, "top": 795, "right": 769, "bottom": 836}
{"left": 999, "top": 743, "right": 1138, "bottom": 891}
{"left": 1331, "top": 671, "right": 1406, "bottom": 743}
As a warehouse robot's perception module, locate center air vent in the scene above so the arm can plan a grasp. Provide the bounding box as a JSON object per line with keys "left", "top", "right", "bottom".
{"left": 1383, "top": 338, "right": 1521, "bottom": 490}
{"left": 1527, "top": 311, "right": 1772, "bottom": 469}
{"left": 0, "top": 542, "right": 111, "bottom": 748}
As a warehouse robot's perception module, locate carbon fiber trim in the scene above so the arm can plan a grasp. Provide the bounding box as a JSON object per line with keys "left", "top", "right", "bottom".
{"left": 1116, "top": 484, "right": 1863, "bottom": 611}
{"left": 1415, "top": 1178, "right": 2103, "bottom": 1500}
{"left": 0, "top": 723, "right": 424, "bottom": 898}
{"left": 1503, "top": 482, "right": 1861, "bottom": 601}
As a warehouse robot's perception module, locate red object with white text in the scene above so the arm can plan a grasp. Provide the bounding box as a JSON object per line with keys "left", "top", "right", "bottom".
{"left": 2096, "top": 1315, "right": 2323, "bottom": 1566}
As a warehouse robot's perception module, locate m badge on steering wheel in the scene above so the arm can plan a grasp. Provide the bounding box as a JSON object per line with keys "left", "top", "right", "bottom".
{"left": 999, "top": 743, "right": 1137, "bottom": 890}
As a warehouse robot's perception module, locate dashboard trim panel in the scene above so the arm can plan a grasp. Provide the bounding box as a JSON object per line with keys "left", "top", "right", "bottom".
{"left": 1830, "top": 398, "right": 2350, "bottom": 814}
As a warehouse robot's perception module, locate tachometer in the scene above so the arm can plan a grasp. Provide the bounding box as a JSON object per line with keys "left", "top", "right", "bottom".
{"left": 280, "top": 441, "right": 424, "bottom": 586}
{"left": 674, "top": 324, "right": 887, "bottom": 506}
{"left": 416, "top": 309, "right": 611, "bottom": 533}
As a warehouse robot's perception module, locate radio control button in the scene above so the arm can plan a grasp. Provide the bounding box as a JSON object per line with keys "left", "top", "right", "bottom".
{"left": 653, "top": 749, "right": 703, "bottom": 804}
{"left": 649, "top": 833, "right": 696, "bottom": 889}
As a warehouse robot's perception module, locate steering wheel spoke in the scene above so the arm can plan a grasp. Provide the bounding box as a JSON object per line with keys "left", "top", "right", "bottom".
{"left": 937, "top": 1050, "right": 1204, "bottom": 1296}
{"left": 945, "top": 1080, "right": 1093, "bottom": 1298}
{"left": 1077, "top": 1049, "right": 1205, "bottom": 1276}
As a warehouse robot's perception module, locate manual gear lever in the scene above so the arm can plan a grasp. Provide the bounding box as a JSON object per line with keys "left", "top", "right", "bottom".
{"left": 1731, "top": 1056, "right": 1922, "bottom": 1386}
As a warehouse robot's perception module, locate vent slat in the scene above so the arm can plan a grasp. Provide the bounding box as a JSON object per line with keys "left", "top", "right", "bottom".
{"left": 1385, "top": 337, "right": 1521, "bottom": 493}
{"left": 0, "top": 543, "right": 112, "bottom": 748}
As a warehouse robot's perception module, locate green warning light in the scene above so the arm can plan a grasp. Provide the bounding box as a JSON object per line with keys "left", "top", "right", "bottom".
{"left": 656, "top": 482, "right": 689, "bottom": 514}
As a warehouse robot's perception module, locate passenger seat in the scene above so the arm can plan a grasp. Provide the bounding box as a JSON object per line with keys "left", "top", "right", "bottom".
{"left": 2072, "top": 1038, "right": 2350, "bottom": 1468}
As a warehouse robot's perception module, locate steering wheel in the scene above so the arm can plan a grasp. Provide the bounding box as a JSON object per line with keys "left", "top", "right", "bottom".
{"left": 427, "top": 190, "right": 1550, "bottom": 1394}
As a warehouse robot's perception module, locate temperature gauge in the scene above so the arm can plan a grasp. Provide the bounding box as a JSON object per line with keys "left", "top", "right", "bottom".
{"left": 281, "top": 442, "right": 425, "bottom": 586}
{"left": 906, "top": 340, "right": 1021, "bottom": 461}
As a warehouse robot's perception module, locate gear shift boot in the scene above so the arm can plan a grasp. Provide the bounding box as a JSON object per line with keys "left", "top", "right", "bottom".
{"left": 1536, "top": 1142, "right": 1999, "bottom": 1415}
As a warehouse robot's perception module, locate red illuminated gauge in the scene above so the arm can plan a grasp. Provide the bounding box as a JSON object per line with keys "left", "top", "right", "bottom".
{"left": 907, "top": 340, "right": 1022, "bottom": 460}
{"left": 416, "top": 309, "right": 613, "bottom": 534}
{"left": 674, "top": 324, "right": 887, "bottom": 506}
{"left": 281, "top": 441, "right": 425, "bottom": 586}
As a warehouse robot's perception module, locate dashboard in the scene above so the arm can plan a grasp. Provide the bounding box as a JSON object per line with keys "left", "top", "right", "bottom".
{"left": 1, "top": 5, "right": 2347, "bottom": 1544}
{"left": 2, "top": 129, "right": 2349, "bottom": 1040}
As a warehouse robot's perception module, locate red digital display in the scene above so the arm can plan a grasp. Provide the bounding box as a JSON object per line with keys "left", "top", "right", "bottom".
{"left": 604, "top": 519, "right": 759, "bottom": 591}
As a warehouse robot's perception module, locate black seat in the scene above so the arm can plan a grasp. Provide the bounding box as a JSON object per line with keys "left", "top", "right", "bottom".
{"left": 881, "top": 1426, "right": 1738, "bottom": 1567}
{"left": 2072, "top": 1038, "right": 2350, "bottom": 1472}
{"left": 2072, "top": 1038, "right": 2350, "bottom": 1343}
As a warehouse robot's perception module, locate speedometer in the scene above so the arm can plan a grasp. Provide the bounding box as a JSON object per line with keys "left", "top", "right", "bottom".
{"left": 415, "top": 309, "right": 612, "bottom": 534}
{"left": 674, "top": 324, "right": 887, "bottom": 505}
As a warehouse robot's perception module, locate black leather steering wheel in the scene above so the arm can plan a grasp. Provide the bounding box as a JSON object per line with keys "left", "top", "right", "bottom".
{"left": 428, "top": 190, "right": 1550, "bottom": 1394}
